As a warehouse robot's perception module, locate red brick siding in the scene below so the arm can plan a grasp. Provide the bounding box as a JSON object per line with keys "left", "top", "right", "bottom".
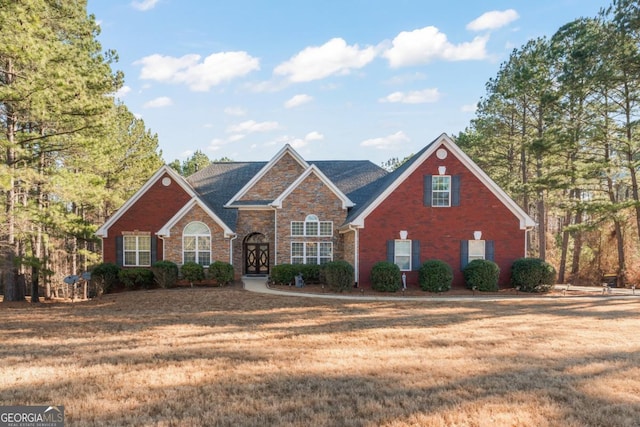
{"left": 358, "top": 144, "right": 525, "bottom": 289}
{"left": 240, "top": 153, "right": 306, "bottom": 201}
{"left": 101, "top": 173, "right": 192, "bottom": 264}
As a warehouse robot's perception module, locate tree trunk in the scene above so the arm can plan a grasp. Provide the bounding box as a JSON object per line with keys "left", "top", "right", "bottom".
{"left": 557, "top": 210, "right": 572, "bottom": 284}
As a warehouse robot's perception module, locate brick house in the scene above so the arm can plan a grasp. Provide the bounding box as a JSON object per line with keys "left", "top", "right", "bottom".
{"left": 96, "top": 133, "right": 535, "bottom": 288}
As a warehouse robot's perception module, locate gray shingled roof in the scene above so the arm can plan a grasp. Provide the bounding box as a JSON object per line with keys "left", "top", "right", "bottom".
{"left": 186, "top": 159, "right": 388, "bottom": 231}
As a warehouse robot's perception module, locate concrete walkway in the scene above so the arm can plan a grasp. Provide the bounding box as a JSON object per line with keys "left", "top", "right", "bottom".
{"left": 242, "top": 277, "right": 640, "bottom": 302}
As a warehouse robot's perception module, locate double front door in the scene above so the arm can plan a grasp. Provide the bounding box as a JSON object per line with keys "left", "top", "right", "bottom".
{"left": 245, "top": 242, "right": 269, "bottom": 275}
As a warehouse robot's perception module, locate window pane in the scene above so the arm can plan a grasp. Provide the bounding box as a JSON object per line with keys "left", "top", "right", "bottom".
{"left": 197, "top": 236, "right": 210, "bottom": 250}
{"left": 432, "top": 176, "right": 451, "bottom": 207}
{"left": 320, "top": 222, "right": 333, "bottom": 236}
{"left": 138, "top": 252, "right": 151, "bottom": 266}
{"left": 184, "top": 252, "right": 196, "bottom": 263}
{"left": 124, "top": 236, "right": 137, "bottom": 250}
{"left": 198, "top": 252, "right": 211, "bottom": 266}
{"left": 291, "top": 222, "right": 304, "bottom": 236}
{"left": 124, "top": 252, "right": 136, "bottom": 266}
{"left": 319, "top": 242, "right": 332, "bottom": 257}
{"left": 305, "top": 221, "right": 318, "bottom": 236}
{"left": 292, "top": 257, "right": 304, "bottom": 264}
{"left": 184, "top": 221, "right": 209, "bottom": 235}
{"left": 184, "top": 236, "right": 196, "bottom": 250}
{"left": 394, "top": 240, "right": 411, "bottom": 270}
{"left": 306, "top": 242, "right": 318, "bottom": 257}
{"left": 396, "top": 256, "right": 411, "bottom": 271}
{"left": 469, "top": 240, "right": 485, "bottom": 262}
{"left": 138, "top": 236, "right": 150, "bottom": 251}
{"left": 291, "top": 243, "right": 304, "bottom": 257}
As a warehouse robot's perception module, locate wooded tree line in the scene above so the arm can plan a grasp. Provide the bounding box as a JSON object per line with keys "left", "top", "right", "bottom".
{"left": 3, "top": 1, "right": 638, "bottom": 302}
{"left": 457, "top": 0, "right": 640, "bottom": 285}
{"left": 1, "top": 0, "right": 163, "bottom": 301}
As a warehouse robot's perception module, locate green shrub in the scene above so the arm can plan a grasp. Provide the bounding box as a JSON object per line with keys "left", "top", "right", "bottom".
{"left": 208, "top": 261, "right": 234, "bottom": 286}
{"left": 269, "top": 264, "right": 298, "bottom": 285}
{"left": 511, "top": 257, "right": 556, "bottom": 293}
{"left": 419, "top": 259, "right": 453, "bottom": 292}
{"left": 181, "top": 262, "right": 205, "bottom": 285}
{"left": 91, "top": 262, "right": 120, "bottom": 294}
{"left": 118, "top": 268, "right": 155, "bottom": 289}
{"left": 370, "top": 261, "right": 401, "bottom": 292}
{"left": 463, "top": 259, "right": 500, "bottom": 292}
{"left": 151, "top": 261, "right": 179, "bottom": 289}
{"left": 299, "top": 263, "right": 322, "bottom": 283}
{"left": 323, "top": 260, "right": 354, "bottom": 292}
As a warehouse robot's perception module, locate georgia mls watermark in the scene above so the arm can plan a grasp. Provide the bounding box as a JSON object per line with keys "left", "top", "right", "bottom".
{"left": 0, "top": 406, "right": 64, "bottom": 427}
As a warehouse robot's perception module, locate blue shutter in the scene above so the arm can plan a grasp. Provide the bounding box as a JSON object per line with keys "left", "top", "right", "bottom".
{"left": 151, "top": 236, "right": 157, "bottom": 264}
{"left": 423, "top": 175, "right": 432, "bottom": 206}
{"left": 460, "top": 240, "right": 469, "bottom": 270}
{"left": 411, "top": 240, "right": 421, "bottom": 271}
{"left": 452, "top": 175, "right": 461, "bottom": 206}
{"left": 115, "top": 236, "right": 123, "bottom": 267}
{"left": 387, "top": 240, "right": 394, "bottom": 263}
{"left": 486, "top": 240, "right": 494, "bottom": 261}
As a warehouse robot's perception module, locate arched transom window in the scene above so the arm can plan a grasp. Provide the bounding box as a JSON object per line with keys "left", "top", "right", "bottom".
{"left": 183, "top": 221, "right": 211, "bottom": 266}
{"left": 291, "top": 214, "right": 332, "bottom": 237}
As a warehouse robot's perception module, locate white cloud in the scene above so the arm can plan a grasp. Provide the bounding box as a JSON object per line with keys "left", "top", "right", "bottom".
{"left": 274, "top": 38, "right": 376, "bottom": 82}
{"left": 131, "top": 0, "right": 159, "bottom": 11}
{"left": 269, "top": 131, "right": 324, "bottom": 149}
{"left": 135, "top": 52, "right": 260, "bottom": 91}
{"left": 285, "top": 94, "right": 313, "bottom": 109}
{"left": 143, "top": 96, "right": 172, "bottom": 108}
{"left": 383, "top": 26, "right": 488, "bottom": 67}
{"left": 360, "top": 131, "right": 410, "bottom": 150}
{"left": 379, "top": 88, "right": 441, "bottom": 104}
{"left": 113, "top": 85, "right": 131, "bottom": 99}
{"left": 461, "top": 103, "right": 477, "bottom": 113}
{"left": 467, "top": 9, "right": 519, "bottom": 31}
{"left": 224, "top": 107, "right": 247, "bottom": 116}
{"left": 226, "top": 120, "right": 280, "bottom": 134}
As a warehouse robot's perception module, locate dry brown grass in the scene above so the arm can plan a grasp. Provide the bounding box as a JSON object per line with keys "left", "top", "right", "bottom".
{"left": 2, "top": 285, "right": 640, "bottom": 426}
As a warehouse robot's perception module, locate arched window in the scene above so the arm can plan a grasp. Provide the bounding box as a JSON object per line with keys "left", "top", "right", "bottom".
{"left": 183, "top": 221, "right": 211, "bottom": 266}
{"left": 290, "top": 214, "right": 332, "bottom": 237}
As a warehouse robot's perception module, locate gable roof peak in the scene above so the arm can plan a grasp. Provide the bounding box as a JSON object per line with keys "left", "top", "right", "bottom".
{"left": 225, "top": 143, "right": 310, "bottom": 206}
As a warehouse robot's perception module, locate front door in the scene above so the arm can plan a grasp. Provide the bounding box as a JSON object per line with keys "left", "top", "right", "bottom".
{"left": 245, "top": 243, "right": 269, "bottom": 275}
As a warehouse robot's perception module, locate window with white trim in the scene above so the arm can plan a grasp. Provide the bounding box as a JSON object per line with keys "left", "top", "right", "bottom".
{"left": 394, "top": 240, "right": 411, "bottom": 271}
{"left": 124, "top": 235, "right": 151, "bottom": 266}
{"left": 468, "top": 240, "right": 485, "bottom": 263}
{"left": 291, "top": 214, "right": 333, "bottom": 237}
{"left": 183, "top": 221, "right": 211, "bottom": 266}
{"left": 291, "top": 242, "right": 333, "bottom": 264}
{"left": 432, "top": 175, "right": 451, "bottom": 207}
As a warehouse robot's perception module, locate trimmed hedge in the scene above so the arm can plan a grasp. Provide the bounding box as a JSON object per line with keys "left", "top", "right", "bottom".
{"left": 511, "top": 257, "right": 556, "bottom": 293}
{"left": 270, "top": 263, "right": 322, "bottom": 285}
{"left": 463, "top": 259, "right": 500, "bottom": 291}
{"left": 370, "top": 261, "right": 401, "bottom": 292}
{"left": 118, "top": 268, "right": 155, "bottom": 289}
{"left": 91, "top": 262, "right": 120, "bottom": 294}
{"left": 181, "top": 262, "right": 205, "bottom": 285}
{"left": 324, "top": 260, "right": 354, "bottom": 292}
{"left": 270, "top": 264, "right": 298, "bottom": 285}
{"left": 419, "top": 259, "right": 453, "bottom": 292}
{"left": 152, "top": 261, "right": 179, "bottom": 288}
{"left": 208, "top": 261, "right": 234, "bottom": 286}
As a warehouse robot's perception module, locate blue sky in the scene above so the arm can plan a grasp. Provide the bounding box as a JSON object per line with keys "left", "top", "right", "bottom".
{"left": 88, "top": 0, "right": 610, "bottom": 166}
